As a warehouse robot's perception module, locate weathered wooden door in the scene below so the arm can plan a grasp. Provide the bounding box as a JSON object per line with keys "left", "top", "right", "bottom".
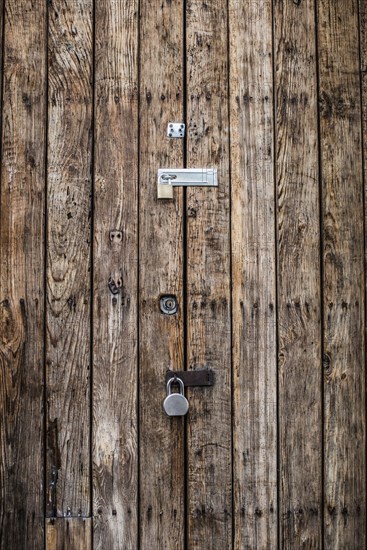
{"left": 1, "top": 0, "right": 367, "bottom": 549}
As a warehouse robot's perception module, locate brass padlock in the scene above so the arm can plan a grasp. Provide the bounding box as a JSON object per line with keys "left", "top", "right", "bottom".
{"left": 163, "top": 377, "right": 189, "bottom": 416}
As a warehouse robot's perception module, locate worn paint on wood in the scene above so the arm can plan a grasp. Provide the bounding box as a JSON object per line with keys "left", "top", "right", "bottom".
{"left": 0, "top": 0, "right": 366, "bottom": 548}
{"left": 92, "top": 0, "right": 139, "bottom": 547}
{"left": 230, "top": 1, "right": 277, "bottom": 548}
{"left": 275, "top": 0, "right": 322, "bottom": 546}
{"left": 0, "top": 0, "right": 46, "bottom": 547}
{"left": 318, "top": 0, "right": 366, "bottom": 547}
{"left": 46, "top": 0, "right": 93, "bottom": 519}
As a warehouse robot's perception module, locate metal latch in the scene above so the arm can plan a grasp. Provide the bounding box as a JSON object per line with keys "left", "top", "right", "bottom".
{"left": 157, "top": 168, "right": 218, "bottom": 199}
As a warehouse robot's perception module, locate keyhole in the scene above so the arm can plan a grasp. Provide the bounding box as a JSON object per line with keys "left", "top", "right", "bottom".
{"left": 160, "top": 295, "right": 178, "bottom": 315}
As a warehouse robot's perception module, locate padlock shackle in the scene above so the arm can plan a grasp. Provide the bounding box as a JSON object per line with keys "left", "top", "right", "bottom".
{"left": 166, "top": 376, "right": 185, "bottom": 395}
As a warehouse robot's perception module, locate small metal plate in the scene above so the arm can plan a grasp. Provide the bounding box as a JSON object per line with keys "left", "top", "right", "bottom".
{"left": 165, "top": 369, "right": 214, "bottom": 387}
{"left": 167, "top": 122, "right": 185, "bottom": 138}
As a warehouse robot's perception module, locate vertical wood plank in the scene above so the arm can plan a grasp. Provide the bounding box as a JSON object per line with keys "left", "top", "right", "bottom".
{"left": 274, "top": 0, "right": 322, "bottom": 547}
{"left": 361, "top": 13, "right": 367, "bottom": 549}
{"left": 46, "top": 0, "right": 93, "bottom": 519}
{"left": 139, "top": 0, "right": 185, "bottom": 548}
{"left": 361, "top": 1, "right": 367, "bottom": 190}
{"left": 360, "top": 7, "right": 367, "bottom": 544}
{"left": 229, "top": 1, "right": 277, "bottom": 548}
{"left": 362, "top": 0, "right": 367, "bottom": 235}
{"left": 92, "top": 0, "right": 139, "bottom": 548}
{"left": 0, "top": 0, "right": 46, "bottom": 547}
{"left": 46, "top": 518, "right": 92, "bottom": 550}
{"left": 0, "top": 0, "right": 3, "bottom": 121}
{"left": 318, "top": 1, "right": 366, "bottom": 547}
{"left": 185, "top": 0, "right": 232, "bottom": 547}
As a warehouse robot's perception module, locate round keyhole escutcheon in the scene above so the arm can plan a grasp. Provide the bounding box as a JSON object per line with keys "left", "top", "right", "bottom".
{"left": 160, "top": 295, "right": 178, "bottom": 315}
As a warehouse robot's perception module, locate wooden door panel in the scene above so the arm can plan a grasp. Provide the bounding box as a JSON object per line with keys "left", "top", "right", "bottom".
{"left": 0, "top": 0, "right": 46, "bottom": 547}
{"left": 185, "top": 0, "right": 232, "bottom": 547}
{"left": 46, "top": 0, "right": 93, "bottom": 527}
{"left": 274, "top": 1, "right": 322, "bottom": 546}
{"left": 139, "top": 0, "right": 185, "bottom": 548}
{"left": 92, "top": 0, "right": 139, "bottom": 548}
{"left": 0, "top": 1, "right": 366, "bottom": 548}
{"left": 318, "top": 0, "right": 366, "bottom": 546}
{"left": 230, "top": 1, "right": 277, "bottom": 548}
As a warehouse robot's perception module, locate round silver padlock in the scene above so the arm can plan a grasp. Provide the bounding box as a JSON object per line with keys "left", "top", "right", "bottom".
{"left": 163, "top": 377, "right": 189, "bottom": 417}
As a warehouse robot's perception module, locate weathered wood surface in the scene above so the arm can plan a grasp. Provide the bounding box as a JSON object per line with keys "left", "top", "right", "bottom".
{"left": 92, "top": 0, "right": 139, "bottom": 548}
{"left": 46, "top": 518, "right": 92, "bottom": 550}
{"left": 362, "top": 0, "right": 367, "bottom": 249}
{"left": 0, "top": 1, "right": 366, "bottom": 549}
{"left": 318, "top": 0, "right": 366, "bottom": 547}
{"left": 0, "top": 0, "right": 46, "bottom": 547}
{"left": 361, "top": 13, "right": 367, "bottom": 547}
{"left": 274, "top": 0, "right": 322, "bottom": 547}
{"left": 0, "top": 0, "right": 3, "bottom": 123}
{"left": 362, "top": 0, "right": 367, "bottom": 217}
{"left": 186, "top": 0, "right": 232, "bottom": 547}
{"left": 230, "top": 1, "right": 277, "bottom": 548}
{"left": 46, "top": 0, "right": 93, "bottom": 520}
{"left": 138, "top": 0, "right": 185, "bottom": 548}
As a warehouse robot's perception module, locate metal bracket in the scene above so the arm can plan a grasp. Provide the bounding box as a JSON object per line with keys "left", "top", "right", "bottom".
{"left": 167, "top": 122, "right": 185, "bottom": 138}
{"left": 165, "top": 369, "right": 214, "bottom": 387}
{"left": 157, "top": 168, "right": 218, "bottom": 199}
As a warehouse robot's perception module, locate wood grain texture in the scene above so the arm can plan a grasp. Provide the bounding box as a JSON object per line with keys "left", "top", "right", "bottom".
{"left": 274, "top": 0, "right": 322, "bottom": 547}
{"left": 361, "top": 0, "right": 367, "bottom": 239}
{"left": 186, "top": 0, "right": 232, "bottom": 547}
{"left": 318, "top": 1, "right": 366, "bottom": 547}
{"left": 0, "top": 0, "right": 3, "bottom": 126}
{"left": 361, "top": 12, "right": 367, "bottom": 546}
{"left": 229, "top": 1, "right": 277, "bottom": 548}
{"left": 46, "top": 0, "right": 93, "bottom": 518}
{"left": 360, "top": 8, "right": 367, "bottom": 546}
{"left": 138, "top": 0, "right": 185, "bottom": 548}
{"left": 1, "top": 2, "right": 367, "bottom": 548}
{"left": 0, "top": 0, "right": 46, "bottom": 547}
{"left": 46, "top": 517, "right": 92, "bottom": 550}
{"left": 92, "top": 0, "right": 139, "bottom": 548}
{"left": 361, "top": 0, "right": 367, "bottom": 196}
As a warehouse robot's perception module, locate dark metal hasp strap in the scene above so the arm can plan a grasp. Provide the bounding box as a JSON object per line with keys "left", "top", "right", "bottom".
{"left": 165, "top": 369, "right": 214, "bottom": 387}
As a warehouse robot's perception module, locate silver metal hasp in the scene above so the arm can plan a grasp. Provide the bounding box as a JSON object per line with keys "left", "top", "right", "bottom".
{"left": 157, "top": 168, "right": 218, "bottom": 199}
